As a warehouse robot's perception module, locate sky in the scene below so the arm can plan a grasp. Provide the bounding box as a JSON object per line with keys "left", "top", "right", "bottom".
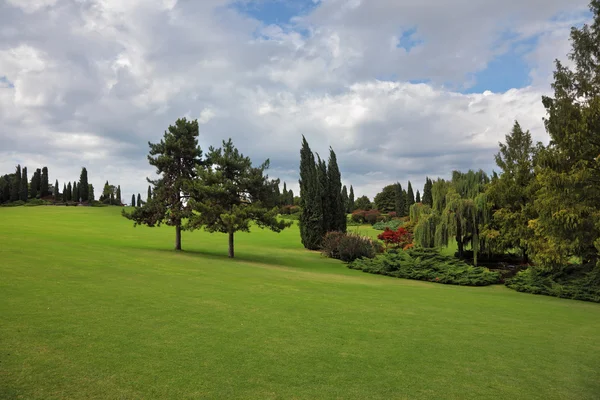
{"left": 0, "top": 0, "right": 590, "bottom": 203}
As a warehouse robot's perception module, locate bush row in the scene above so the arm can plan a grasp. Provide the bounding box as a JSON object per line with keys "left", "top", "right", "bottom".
{"left": 349, "top": 248, "right": 501, "bottom": 286}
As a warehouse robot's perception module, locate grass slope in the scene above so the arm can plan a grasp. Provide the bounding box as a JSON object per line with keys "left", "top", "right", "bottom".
{"left": 1, "top": 207, "right": 599, "bottom": 399}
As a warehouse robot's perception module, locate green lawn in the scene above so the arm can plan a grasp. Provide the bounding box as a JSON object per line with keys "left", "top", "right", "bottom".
{"left": 1, "top": 207, "right": 599, "bottom": 399}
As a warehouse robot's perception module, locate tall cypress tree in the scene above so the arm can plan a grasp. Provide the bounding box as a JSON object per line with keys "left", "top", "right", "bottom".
{"left": 40, "top": 167, "right": 49, "bottom": 197}
{"left": 116, "top": 185, "right": 122, "bottom": 204}
{"left": 54, "top": 179, "right": 59, "bottom": 201}
{"left": 395, "top": 182, "right": 405, "bottom": 216}
{"left": 341, "top": 185, "right": 349, "bottom": 214}
{"left": 30, "top": 171, "right": 39, "bottom": 199}
{"left": 137, "top": 193, "right": 142, "bottom": 208}
{"left": 327, "top": 148, "right": 346, "bottom": 232}
{"left": 422, "top": 177, "right": 433, "bottom": 206}
{"left": 416, "top": 190, "right": 421, "bottom": 203}
{"left": 131, "top": 194, "right": 135, "bottom": 207}
{"left": 63, "top": 183, "right": 68, "bottom": 202}
{"left": 405, "top": 181, "right": 415, "bottom": 215}
{"left": 299, "top": 136, "right": 324, "bottom": 249}
{"left": 147, "top": 186, "right": 152, "bottom": 202}
{"left": 10, "top": 165, "right": 21, "bottom": 202}
{"left": 79, "top": 168, "right": 89, "bottom": 201}
{"left": 66, "top": 182, "right": 72, "bottom": 201}
{"left": 317, "top": 155, "right": 330, "bottom": 232}
{"left": 20, "top": 167, "right": 28, "bottom": 202}
{"left": 348, "top": 185, "right": 355, "bottom": 212}
{"left": 282, "top": 182, "right": 288, "bottom": 206}
{"left": 88, "top": 184, "right": 95, "bottom": 201}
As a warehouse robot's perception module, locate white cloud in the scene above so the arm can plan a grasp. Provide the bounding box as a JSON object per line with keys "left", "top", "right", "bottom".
{"left": 0, "top": 0, "right": 590, "bottom": 201}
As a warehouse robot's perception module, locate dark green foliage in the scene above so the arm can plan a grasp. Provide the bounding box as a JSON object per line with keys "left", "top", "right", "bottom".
{"left": 79, "top": 167, "right": 89, "bottom": 202}
{"left": 188, "top": 138, "right": 291, "bottom": 258}
{"left": 422, "top": 177, "right": 433, "bottom": 206}
{"left": 354, "top": 195, "right": 372, "bottom": 211}
{"left": 0, "top": 175, "right": 10, "bottom": 203}
{"left": 506, "top": 264, "right": 600, "bottom": 303}
{"left": 348, "top": 185, "right": 355, "bottom": 212}
{"left": 299, "top": 137, "right": 324, "bottom": 250}
{"left": 66, "top": 182, "right": 72, "bottom": 202}
{"left": 72, "top": 181, "right": 78, "bottom": 202}
{"left": 137, "top": 193, "right": 142, "bottom": 208}
{"left": 394, "top": 183, "right": 405, "bottom": 216}
{"left": 30, "top": 171, "right": 38, "bottom": 199}
{"left": 147, "top": 186, "right": 152, "bottom": 202}
{"left": 88, "top": 184, "right": 95, "bottom": 201}
{"left": 63, "top": 183, "right": 68, "bottom": 202}
{"left": 54, "top": 180, "right": 59, "bottom": 201}
{"left": 10, "top": 165, "right": 20, "bottom": 202}
{"left": 372, "top": 219, "right": 404, "bottom": 231}
{"left": 405, "top": 181, "right": 415, "bottom": 215}
{"left": 374, "top": 184, "right": 397, "bottom": 213}
{"left": 20, "top": 167, "right": 28, "bottom": 202}
{"left": 40, "top": 167, "right": 49, "bottom": 197}
{"left": 321, "top": 232, "right": 380, "bottom": 262}
{"left": 341, "top": 185, "right": 348, "bottom": 214}
{"left": 349, "top": 248, "right": 501, "bottom": 286}
{"left": 317, "top": 155, "right": 330, "bottom": 233}
{"left": 116, "top": 185, "right": 121, "bottom": 204}
{"left": 131, "top": 194, "right": 135, "bottom": 207}
{"left": 122, "top": 117, "right": 203, "bottom": 251}
{"left": 416, "top": 190, "right": 421, "bottom": 203}
{"left": 327, "top": 148, "right": 346, "bottom": 232}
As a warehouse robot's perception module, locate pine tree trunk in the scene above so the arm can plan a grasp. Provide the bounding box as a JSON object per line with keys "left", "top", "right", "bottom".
{"left": 228, "top": 231, "right": 234, "bottom": 258}
{"left": 175, "top": 224, "right": 182, "bottom": 251}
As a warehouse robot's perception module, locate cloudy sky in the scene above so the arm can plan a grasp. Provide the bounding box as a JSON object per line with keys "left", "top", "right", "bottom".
{"left": 0, "top": 0, "right": 590, "bottom": 203}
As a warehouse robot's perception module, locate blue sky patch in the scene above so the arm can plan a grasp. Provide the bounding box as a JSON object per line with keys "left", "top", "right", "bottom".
{"left": 233, "top": 0, "right": 318, "bottom": 25}
{"left": 0, "top": 76, "right": 14, "bottom": 88}
{"left": 396, "top": 27, "right": 423, "bottom": 52}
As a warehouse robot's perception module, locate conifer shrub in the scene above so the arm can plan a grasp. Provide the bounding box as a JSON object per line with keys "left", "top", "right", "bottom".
{"left": 349, "top": 248, "right": 501, "bottom": 286}
{"left": 372, "top": 219, "right": 404, "bottom": 231}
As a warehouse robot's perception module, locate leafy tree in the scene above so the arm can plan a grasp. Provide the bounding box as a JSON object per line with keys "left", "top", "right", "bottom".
{"left": 348, "top": 185, "right": 355, "bottom": 212}
{"left": 422, "top": 177, "right": 433, "bottom": 206}
{"left": 40, "top": 167, "right": 49, "bottom": 197}
{"left": 486, "top": 121, "right": 538, "bottom": 263}
{"left": 10, "top": 165, "right": 20, "bottom": 202}
{"left": 188, "top": 139, "right": 290, "bottom": 258}
{"left": 327, "top": 148, "right": 346, "bottom": 232}
{"left": 416, "top": 190, "right": 421, "bottom": 203}
{"left": 137, "top": 193, "right": 142, "bottom": 208}
{"left": 354, "top": 195, "right": 372, "bottom": 211}
{"left": 123, "top": 118, "right": 202, "bottom": 250}
{"left": 66, "top": 182, "right": 72, "bottom": 202}
{"left": 375, "top": 185, "right": 397, "bottom": 213}
{"left": 78, "top": 168, "right": 88, "bottom": 201}
{"left": 299, "top": 136, "right": 324, "bottom": 249}
{"left": 341, "top": 185, "right": 349, "bottom": 214}
{"left": 530, "top": 2, "right": 600, "bottom": 269}
{"left": 131, "top": 194, "right": 135, "bottom": 207}
{"left": 405, "top": 181, "right": 415, "bottom": 215}
{"left": 20, "top": 167, "right": 28, "bottom": 202}
{"left": 116, "top": 185, "right": 122, "bottom": 204}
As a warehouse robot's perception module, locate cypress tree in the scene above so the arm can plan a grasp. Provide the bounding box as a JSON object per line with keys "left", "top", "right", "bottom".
{"left": 405, "top": 181, "right": 415, "bottom": 215}
{"left": 348, "top": 185, "right": 355, "bottom": 212}
{"left": 40, "top": 167, "right": 49, "bottom": 197}
{"left": 327, "top": 148, "right": 346, "bottom": 232}
{"left": 395, "top": 182, "right": 405, "bottom": 216}
{"left": 317, "top": 155, "right": 330, "bottom": 232}
{"left": 89, "top": 184, "right": 95, "bottom": 201}
{"left": 299, "top": 136, "right": 324, "bottom": 249}
{"left": 73, "top": 181, "right": 79, "bottom": 202}
{"left": 422, "top": 177, "right": 433, "bottom": 206}
{"left": 116, "top": 185, "right": 122, "bottom": 203}
{"left": 30, "top": 171, "right": 38, "bottom": 199}
{"left": 10, "top": 165, "right": 21, "bottom": 202}
{"left": 79, "top": 167, "right": 89, "bottom": 202}
{"left": 147, "top": 186, "right": 151, "bottom": 202}
{"left": 137, "top": 193, "right": 142, "bottom": 208}
{"left": 63, "top": 183, "right": 68, "bottom": 202}
{"left": 66, "top": 182, "right": 72, "bottom": 201}
{"left": 131, "top": 194, "right": 135, "bottom": 207}
{"left": 20, "top": 167, "right": 28, "bottom": 201}
{"left": 282, "top": 182, "right": 288, "bottom": 206}
{"left": 341, "top": 185, "right": 349, "bottom": 214}
{"left": 54, "top": 179, "right": 59, "bottom": 201}
{"left": 416, "top": 190, "right": 421, "bottom": 203}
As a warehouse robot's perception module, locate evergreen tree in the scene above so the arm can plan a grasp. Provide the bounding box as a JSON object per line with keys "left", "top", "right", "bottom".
{"left": 375, "top": 185, "right": 397, "bottom": 212}
{"left": 131, "top": 194, "right": 136, "bottom": 207}
{"left": 282, "top": 182, "right": 289, "bottom": 206}
{"left": 54, "top": 180, "right": 59, "bottom": 201}
{"left": 422, "top": 177, "right": 433, "bottom": 206}
{"left": 20, "top": 167, "right": 28, "bottom": 202}
{"left": 327, "top": 148, "right": 346, "bottom": 232}
{"left": 188, "top": 139, "right": 290, "bottom": 258}
{"left": 73, "top": 181, "right": 78, "bottom": 202}
{"left": 317, "top": 155, "right": 330, "bottom": 232}
{"left": 405, "top": 181, "right": 415, "bottom": 215}
{"left": 147, "top": 186, "right": 152, "bottom": 202}
{"left": 298, "top": 136, "right": 324, "bottom": 249}
{"left": 79, "top": 167, "right": 89, "bottom": 201}
{"left": 348, "top": 185, "right": 355, "bottom": 212}
{"left": 63, "top": 183, "right": 68, "bottom": 202}
{"left": 354, "top": 195, "right": 372, "bottom": 211}
{"left": 341, "top": 185, "right": 349, "bottom": 214}
{"left": 0, "top": 175, "right": 10, "bottom": 203}
{"left": 66, "top": 182, "right": 72, "bottom": 201}
{"left": 288, "top": 189, "right": 294, "bottom": 205}
{"left": 394, "top": 183, "right": 405, "bottom": 216}
{"left": 123, "top": 118, "right": 203, "bottom": 251}
{"left": 40, "top": 167, "right": 49, "bottom": 197}
{"left": 116, "top": 185, "right": 122, "bottom": 204}
{"left": 416, "top": 190, "right": 421, "bottom": 203}
{"left": 10, "top": 165, "right": 21, "bottom": 202}
{"left": 30, "top": 171, "right": 38, "bottom": 199}
{"left": 88, "top": 184, "right": 95, "bottom": 202}
{"left": 137, "top": 193, "right": 142, "bottom": 208}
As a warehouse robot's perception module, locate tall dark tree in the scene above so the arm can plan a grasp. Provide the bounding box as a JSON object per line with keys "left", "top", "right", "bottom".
{"left": 405, "top": 181, "right": 415, "bottom": 215}
{"left": 287, "top": 189, "right": 294, "bottom": 205}
{"left": 375, "top": 185, "right": 397, "bottom": 212}
{"left": 317, "top": 155, "right": 330, "bottom": 232}
{"left": 54, "top": 179, "right": 59, "bottom": 201}
{"left": 299, "top": 136, "right": 324, "bottom": 250}
{"left": 88, "top": 184, "right": 95, "bottom": 202}
{"left": 422, "top": 177, "right": 433, "bottom": 207}
{"left": 30, "top": 170, "right": 39, "bottom": 199}
{"left": 123, "top": 118, "right": 203, "bottom": 250}
{"left": 20, "top": 167, "right": 28, "bottom": 202}
{"left": 73, "top": 181, "right": 78, "bottom": 202}
{"left": 147, "top": 186, "right": 152, "bottom": 202}
{"left": 131, "top": 194, "right": 136, "bottom": 207}
{"left": 137, "top": 193, "right": 142, "bottom": 208}
{"left": 282, "top": 182, "right": 289, "bottom": 206}
{"left": 188, "top": 139, "right": 290, "bottom": 258}
{"left": 40, "top": 167, "right": 49, "bottom": 197}
{"left": 341, "top": 185, "right": 349, "bottom": 214}
{"left": 348, "top": 185, "right": 355, "bottom": 212}
{"left": 79, "top": 168, "right": 89, "bottom": 202}
{"left": 66, "top": 182, "right": 72, "bottom": 202}
{"left": 416, "top": 190, "right": 421, "bottom": 203}
{"left": 10, "top": 165, "right": 21, "bottom": 202}
{"left": 116, "top": 185, "right": 122, "bottom": 204}
{"left": 394, "top": 183, "right": 405, "bottom": 216}
{"left": 63, "top": 183, "right": 68, "bottom": 202}
{"left": 354, "top": 195, "right": 372, "bottom": 211}
{"left": 0, "top": 175, "right": 10, "bottom": 203}
{"left": 327, "top": 148, "right": 346, "bottom": 232}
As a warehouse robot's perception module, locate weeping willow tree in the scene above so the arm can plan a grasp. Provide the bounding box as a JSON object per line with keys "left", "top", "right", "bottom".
{"left": 413, "top": 171, "right": 493, "bottom": 265}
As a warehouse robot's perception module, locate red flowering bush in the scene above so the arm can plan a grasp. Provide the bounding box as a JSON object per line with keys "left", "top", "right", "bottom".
{"left": 377, "top": 227, "right": 413, "bottom": 250}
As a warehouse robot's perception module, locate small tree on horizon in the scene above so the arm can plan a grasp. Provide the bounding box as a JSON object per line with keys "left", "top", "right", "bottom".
{"left": 20, "top": 167, "right": 28, "bottom": 202}
{"left": 40, "top": 167, "right": 49, "bottom": 197}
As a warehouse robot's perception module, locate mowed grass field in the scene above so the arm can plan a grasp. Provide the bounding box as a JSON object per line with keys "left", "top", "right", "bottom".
{"left": 1, "top": 207, "right": 599, "bottom": 400}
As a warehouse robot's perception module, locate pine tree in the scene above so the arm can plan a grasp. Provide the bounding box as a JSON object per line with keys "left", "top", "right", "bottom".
{"left": 299, "top": 136, "right": 324, "bottom": 249}
{"left": 66, "top": 182, "right": 72, "bottom": 202}
{"left": 327, "top": 148, "right": 346, "bottom": 232}
{"left": 131, "top": 194, "right": 135, "bottom": 207}
{"left": 10, "top": 165, "right": 20, "bottom": 202}
{"left": 348, "top": 185, "right": 355, "bottom": 212}
{"left": 54, "top": 180, "right": 59, "bottom": 201}
{"left": 40, "top": 167, "right": 49, "bottom": 197}
{"left": 416, "top": 190, "right": 421, "bottom": 203}
{"left": 63, "top": 183, "right": 68, "bottom": 202}
{"left": 88, "top": 184, "right": 95, "bottom": 201}
{"left": 79, "top": 167, "right": 89, "bottom": 202}
{"left": 116, "top": 185, "right": 122, "bottom": 204}
{"left": 405, "top": 181, "right": 415, "bottom": 215}
{"left": 422, "top": 177, "right": 433, "bottom": 206}
{"left": 20, "top": 167, "right": 28, "bottom": 202}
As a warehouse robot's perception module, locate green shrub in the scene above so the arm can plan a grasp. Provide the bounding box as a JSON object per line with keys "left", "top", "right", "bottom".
{"left": 1, "top": 200, "right": 25, "bottom": 207}
{"left": 322, "top": 232, "right": 380, "bottom": 262}
{"left": 349, "top": 248, "right": 501, "bottom": 286}
{"left": 372, "top": 219, "right": 404, "bottom": 231}
{"left": 24, "top": 199, "right": 48, "bottom": 206}
{"left": 506, "top": 264, "right": 600, "bottom": 303}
